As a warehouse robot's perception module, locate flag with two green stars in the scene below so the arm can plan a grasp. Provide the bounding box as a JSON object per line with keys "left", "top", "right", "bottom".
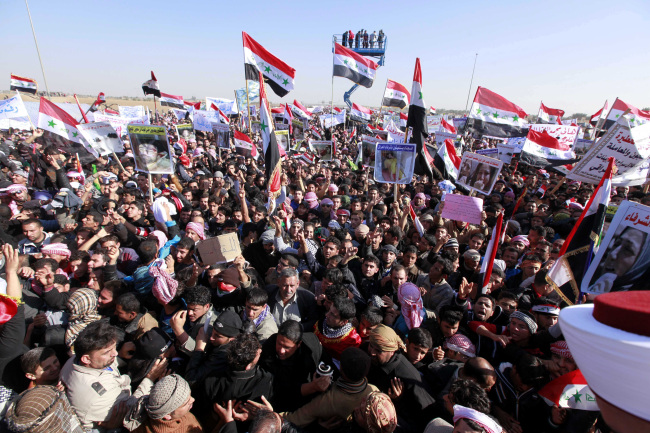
{"left": 243, "top": 32, "right": 295, "bottom": 98}
{"left": 333, "top": 43, "right": 378, "bottom": 88}
{"left": 467, "top": 86, "right": 529, "bottom": 138}
{"left": 37, "top": 97, "right": 84, "bottom": 144}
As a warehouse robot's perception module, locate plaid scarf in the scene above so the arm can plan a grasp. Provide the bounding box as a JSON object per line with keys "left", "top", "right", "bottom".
{"left": 5, "top": 386, "right": 85, "bottom": 433}
{"left": 65, "top": 288, "right": 101, "bottom": 348}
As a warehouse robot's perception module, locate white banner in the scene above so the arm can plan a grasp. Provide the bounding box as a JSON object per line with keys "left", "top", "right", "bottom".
{"left": 193, "top": 110, "right": 220, "bottom": 132}
{"left": 320, "top": 110, "right": 346, "bottom": 129}
{"left": 569, "top": 118, "right": 650, "bottom": 186}
{"left": 172, "top": 109, "right": 188, "bottom": 121}
{"left": 0, "top": 93, "right": 29, "bottom": 120}
{"left": 206, "top": 97, "right": 238, "bottom": 115}
{"left": 529, "top": 124, "right": 580, "bottom": 150}
{"left": 93, "top": 113, "right": 148, "bottom": 137}
{"left": 119, "top": 105, "right": 146, "bottom": 119}
{"left": 434, "top": 131, "right": 459, "bottom": 146}
{"left": 427, "top": 115, "right": 442, "bottom": 130}
{"left": 77, "top": 122, "right": 124, "bottom": 156}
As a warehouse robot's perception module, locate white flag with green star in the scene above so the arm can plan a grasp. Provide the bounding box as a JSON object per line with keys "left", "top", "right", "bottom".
{"left": 37, "top": 97, "right": 84, "bottom": 144}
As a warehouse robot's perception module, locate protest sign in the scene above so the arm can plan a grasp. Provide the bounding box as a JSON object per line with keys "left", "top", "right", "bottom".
{"left": 0, "top": 93, "right": 31, "bottom": 130}
{"left": 506, "top": 136, "right": 526, "bottom": 153}
{"left": 427, "top": 115, "right": 442, "bottom": 130}
{"left": 212, "top": 123, "right": 231, "bottom": 149}
{"left": 196, "top": 232, "right": 242, "bottom": 265}
{"left": 128, "top": 125, "right": 173, "bottom": 174}
{"left": 176, "top": 124, "right": 195, "bottom": 142}
{"left": 275, "top": 123, "right": 290, "bottom": 131}
{"left": 569, "top": 118, "right": 650, "bottom": 186}
{"left": 119, "top": 105, "right": 146, "bottom": 119}
{"left": 77, "top": 122, "right": 124, "bottom": 156}
{"left": 476, "top": 148, "right": 498, "bottom": 158}
{"left": 456, "top": 152, "right": 504, "bottom": 195}
{"left": 383, "top": 114, "right": 400, "bottom": 125}
{"left": 310, "top": 140, "right": 333, "bottom": 161}
{"left": 95, "top": 112, "right": 147, "bottom": 137}
{"left": 171, "top": 109, "right": 188, "bottom": 121}
{"left": 452, "top": 118, "right": 467, "bottom": 131}
{"left": 193, "top": 110, "right": 220, "bottom": 132}
{"left": 582, "top": 201, "right": 650, "bottom": 294}
{"left": 361, "top": 135, "right": 381, "bottom": 167}
{"left": 292, "top": 119, "right": 305, "bottom": 142}
{"left": 373, "top": 142, "right": 416, "bottom": 184}
{"left": 529, "top": 124, "right": 580, "bottom": 150}
{"left": 321, "top": 110, "right": 346, "bottom": 129}
{"left": 574, "top": 139, "right": 594, "bottom": 152}
{"left": 497, "top": 142, "right": 516, "bottom": 164}
{"left": 206, "top": 97, "right": 238, "bottom": 115}
{"left": 434, "top": 131, "right": 458, "bottom": 146}
{"left": 275, "top": 130, "right": 290, "bottom": 151}
{"left": 440, "top": 194, "right": 484, "bottom": 225}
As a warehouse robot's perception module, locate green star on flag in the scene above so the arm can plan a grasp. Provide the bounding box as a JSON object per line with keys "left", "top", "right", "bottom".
{"left": 492, "top": 112, "right": 499, "bottom": 119}
{"left": 418, "top": 91, "right": 423, "bottom": 100}
{"left": 260, "top": 121, "right": 267, "bottom": 132}
{"left": 512, "top": 115, "right": 519, "bottom": 122}
{"left": 73, "top": 132, "right": 78, "bottom": 137}
{"left": 48, "top": 120, "right": 56, "bottom": 127}
{"left": 476, "top": 108, "right": 481, "bottom": 114}
{"left": 283, "top": 79, "right": 289, "bottom": 86}
{"left": 572, "top": 391, "right": 582, "bottom": 403}
{"left": 615, "top": 114, "right": 620, "bottom": 118}
{"left": 264, "top": 66, "right": 271, "bottom": 73}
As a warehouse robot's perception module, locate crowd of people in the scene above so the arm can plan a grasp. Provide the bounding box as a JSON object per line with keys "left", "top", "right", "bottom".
{"left": 0, "top": 102, "right": 645, "bottom": 433}
{"left": 341, "top": 30, "right": 385, "bottom": 50}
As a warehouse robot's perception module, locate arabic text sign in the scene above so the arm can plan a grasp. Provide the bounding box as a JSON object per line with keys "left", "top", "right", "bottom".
{"left": 197, "top": 232, "right": 242, "bottom": 265}
{"left": 119, "top": 105, "right": 146, "bottom": 119}
{"left": 0, "top": 94, "right": 29, "bottom": 119}
{"left": 77, "top": 122, "right": 124, "bottom": 156}
{"left": 569, "top": 119, "right": 650, "bottom": 186}
{"left": 434, "top": 131, "right": 459, "bottom": 146}
{"left": 582, "top": 201, "right": 650, "bottom": 294}
{"left": 440, "top": 194, "right": 484, "bottom": 225}
{"left": 193, "top": 110, "right": 220, "bottom": 132}
{"left": 530, "top": 124, "right": 579, "bottom": 150}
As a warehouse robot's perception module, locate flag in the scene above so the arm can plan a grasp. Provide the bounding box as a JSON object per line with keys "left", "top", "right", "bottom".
{"left": 88, "top": 92, "right": 105, "bottom": 112}
{"left": 589, "top": 100, "right": 608, "bottom": 127}
{"left": 349, "top": 127, "right": 356, "bottom": 140}
{"left": 332, "top": 43, "right": 378, "bottom": 88}
{"left": 434, "top": 139, "right": 461, "bottom": 180}
{"left": 259, "top": 71, "right": 282, "bottom": 211}
{"left": 398, "top": 112, "right": 408, "bottom": 128}
{"left": 539, "top": 370, "right": 599, "bottom": 411}
{"left": 142, "top": 71, "right": 160, "bottom": 97}
{"left": 210, "top": 103, "right": 229, "bottom": 124}
{"left": 292, "top": 100, "right": 312, "bottom": 119}
{"left": 10, "top": 74, "right": 37, "bottom": 94}
{"left": 310, "top": 125, "right": 322, "bottom": 139}
{"left": 382, "top": 79, "right": 410, "bottom": 109}
{"left": 467, "top": 87, "right": 528, "bottom": 138}
{"left": 406, "top": 58, "right": 431, "bottom": 178}
{"left": 284, "top": 103, "right": 294, "bottom": 133}
{"left": 429, "top": 106, "right": 436, "bottom": 114}
{"left": 440, "top": 117, "right": 457, "bottom": 134}
{"left": 520, "top": 128, "right": 577, "bottom": 168}
{"left": 409, "top": 203, "right": 425, "bottom": 237}
{"left": 37, "top": 97, "right": 84, "bottom": 143}
{"left": 234, "top": 129, "right": 258, "bottom": 159}
{"left": 185, "top": 101, "right": 201, "bottom": 110}
{"left": 243, "top": 32, "right": 296, "bottom": 97}
{"left": 538, "top": 102, "right": 565, "bottom": 125}
{"left": 159, "top": 92, "right": 184, "bottom": 109}
{"left": 351, "top": 102, "right": 372, "bottom": 121}
{"left": 603, "top": 97, "right": 650, "bottom": 129}
{"left": 480, "top": 212, "right": 503, "bottom": 294}
{"left": 547, "top": 157, "right": 614, "bottom": 305}
{"left": 105, "top": 108, "right": 119, "bottom": 115}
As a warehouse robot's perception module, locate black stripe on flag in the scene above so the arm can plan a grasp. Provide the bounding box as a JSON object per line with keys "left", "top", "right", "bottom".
{"left": 333, "top": 65, "right": 374, "bottom": 88}
{"left": 406, "top": 104, "right": 431, "bottom": 179}
{"left": 245, "top": 64, "right": 289, "bottom": 98}
{"left": 10, "top": 84, "right": 36, "bottom": 95}
{"left": 382, "top": 97, "right": 407, "bottom": 109}
{"left": 465, "top": 118, "right": 528, "bottom": 138}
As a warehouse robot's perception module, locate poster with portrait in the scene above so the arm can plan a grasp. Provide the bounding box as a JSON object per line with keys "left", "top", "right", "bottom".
{"left": 212, "top": 123, "right": 231, "bottom": 149}
{"left": 455, "top": 152, "right": 504, "bottom": 195}
{"left": 77, "top": 122, "right": 124, "bottom": 156}
{"left": 361, "top": 135, "right": 381, "bottom": 168}
{"left": 292, "top": 119, "right": 305, "bottom": 142}
{"left": 309, "top": 140, "right": 333, "bottom": 161}
{"left": 275, "top": 130, "right": 290, "bottom": 151}
{"left": 373, "top": 142, "right": 416, "bottom": 184}
{"left": 128, "top": 125, "right": 173, "bottom": 174}
{"left": 582, "top": 201, "right": 650, "bottom": 295}
{"left": 176, "top": 124, "right": 196, "bottom": 142}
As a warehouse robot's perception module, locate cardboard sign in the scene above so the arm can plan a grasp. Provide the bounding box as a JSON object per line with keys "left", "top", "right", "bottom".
{"left": 440, "top": 194, "right": 484, "bottom": 225}
{"left": 197, "top": 232, "right": 241, "bottom": 265}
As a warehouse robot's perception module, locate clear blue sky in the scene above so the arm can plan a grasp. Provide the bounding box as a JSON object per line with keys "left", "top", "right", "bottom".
{"left": 3, "top": 0, "right": 649, "bottom": 115}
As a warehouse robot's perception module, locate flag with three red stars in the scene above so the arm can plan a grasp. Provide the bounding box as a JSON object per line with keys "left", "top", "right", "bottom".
{"left": 37, "top": 97, "right": 84, "bottom": 144}
{"left": 259, "top": 71, "right": 282, "bottom": 211}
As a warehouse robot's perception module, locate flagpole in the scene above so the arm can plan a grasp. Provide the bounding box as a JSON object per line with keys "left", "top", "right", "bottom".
{"left": 464, "top": 53, "right": 478, "bottom": 114}
{"left": 153, "top": 95, "right": 159, "bottom": 125}
{"left": 330, "top": 35, "right": 335, "bottom": 131}
{"left": 245, "top": 80, "right": 252, "bottom": 132}
{"left": 378, "top": 79, "right": 388, "bottom": 126}
{"left": 24, "top": 0, "right": 50, "bottom": 98}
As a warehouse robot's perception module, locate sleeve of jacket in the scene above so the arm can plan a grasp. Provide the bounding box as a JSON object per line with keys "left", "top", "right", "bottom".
{"left": 54, "top": 168, "right": 74, "bottom": 190}
{"left": 42, "top": 287, "right": 71, "bottom": 311}
{"left": 305, "top": 250, "right": 325, "bottom": 280}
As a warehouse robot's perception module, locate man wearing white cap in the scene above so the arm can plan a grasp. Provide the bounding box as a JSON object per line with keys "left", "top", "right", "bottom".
{"left": 561, "top": 291, "right": 650, "bottom": 433}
